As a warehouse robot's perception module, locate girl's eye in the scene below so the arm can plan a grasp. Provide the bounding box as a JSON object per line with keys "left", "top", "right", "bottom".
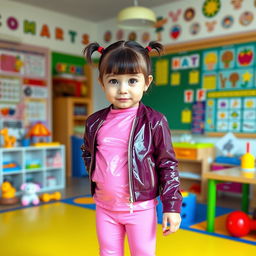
{"left": 109, "top": 79, "right": 118, "bottom": 84}
{"left": 129, "top": 78, "right": 138, "bottom": 84}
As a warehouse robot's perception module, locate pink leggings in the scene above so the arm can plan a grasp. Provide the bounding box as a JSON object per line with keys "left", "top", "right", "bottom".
{"left": 96, "top": 205, "right": 157, "bottom": 256}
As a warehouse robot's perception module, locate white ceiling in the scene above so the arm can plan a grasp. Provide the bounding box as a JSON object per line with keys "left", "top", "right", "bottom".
{"left": 8, "top": 0, "right": 180, "bottom": 22}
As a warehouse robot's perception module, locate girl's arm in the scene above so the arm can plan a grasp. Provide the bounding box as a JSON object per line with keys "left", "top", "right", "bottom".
{"left": 153, "top": 115, "right": 183, "bottom": 213}
{"left": 81, "top": 121, "right": 92, "bottom": 173}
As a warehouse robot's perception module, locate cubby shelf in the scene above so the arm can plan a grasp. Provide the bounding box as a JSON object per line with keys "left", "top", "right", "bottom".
{"left": 173, "top": 143, "right": 215, "bottom": 202}
{"left": 0, "top": 145, "right": 65, "bottom": 196}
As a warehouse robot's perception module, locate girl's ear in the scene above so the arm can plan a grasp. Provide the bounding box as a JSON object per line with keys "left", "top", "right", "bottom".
{"left": 144, "top": 75, "right": 153, "bottom": 92}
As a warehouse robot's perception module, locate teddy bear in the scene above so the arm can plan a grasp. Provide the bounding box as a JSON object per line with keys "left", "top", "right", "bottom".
{"left": 20, "top": 182, "right": 40, "bottom": 206}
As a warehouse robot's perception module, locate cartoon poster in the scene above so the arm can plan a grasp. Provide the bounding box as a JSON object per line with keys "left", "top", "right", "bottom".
{"left": 236, "top": 45, "right": 254, "bottom": 68}
{"left": 203, "top": 51, "right": 218, "bottom": 71}
{"left": 0, "top": 50, "right": 25, "bottom": 74}
{"left": 204, "top": 97, "right": 256, "bottom": 133}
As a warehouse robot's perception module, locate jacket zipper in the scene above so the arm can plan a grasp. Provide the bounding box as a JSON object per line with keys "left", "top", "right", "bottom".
{"left": 89, "top": 120, "right": 104, "bottom": 180}
{"left": 128, "top": 117, "right": 137, "bottom": 213}
{"left": 147, "top": 158, "right": 155, "bottom": 188}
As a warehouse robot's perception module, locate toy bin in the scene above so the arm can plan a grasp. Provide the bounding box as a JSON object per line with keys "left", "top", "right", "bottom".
{"left": 71, "top": 136, "right": 88, "bottom": 177}
{"left": 156, "top": 192, "right": 196, "bottom": 227}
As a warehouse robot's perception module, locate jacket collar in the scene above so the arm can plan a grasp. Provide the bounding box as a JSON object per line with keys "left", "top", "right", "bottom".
{"left": 103, "top": 101, "right": 146, "bottom": 120}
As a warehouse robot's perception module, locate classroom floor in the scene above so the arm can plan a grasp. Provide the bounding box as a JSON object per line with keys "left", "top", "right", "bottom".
{"left": 0, "top": 177, "right": 255, "bottom": 256}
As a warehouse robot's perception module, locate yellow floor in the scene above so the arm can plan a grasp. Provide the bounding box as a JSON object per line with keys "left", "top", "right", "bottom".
{"left": 0, "top": 202, "right": 255, "bottom": 256}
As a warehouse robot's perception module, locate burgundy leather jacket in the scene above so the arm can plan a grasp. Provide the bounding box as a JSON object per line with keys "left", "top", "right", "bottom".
{"left": 81, "top": 102, "right": 182, "bottom": 213}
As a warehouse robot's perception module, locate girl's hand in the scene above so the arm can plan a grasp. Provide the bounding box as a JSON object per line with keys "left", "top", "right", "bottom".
{"left": 162, "top": 212, "right": 181, "bottom": 236}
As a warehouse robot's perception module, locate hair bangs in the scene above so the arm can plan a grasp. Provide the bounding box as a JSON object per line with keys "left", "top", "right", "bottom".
{"left": 100, "top": 49, "right": 146, "bottom": 77}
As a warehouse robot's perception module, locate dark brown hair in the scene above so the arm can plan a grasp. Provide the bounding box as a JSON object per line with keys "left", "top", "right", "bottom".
{"left": 83, "top": 40, "right": 163, "bottom": 83}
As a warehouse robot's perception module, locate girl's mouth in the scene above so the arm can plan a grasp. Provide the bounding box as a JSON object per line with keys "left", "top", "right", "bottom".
{"left": 117, "top": 98, "right": 130, "bottom": 101}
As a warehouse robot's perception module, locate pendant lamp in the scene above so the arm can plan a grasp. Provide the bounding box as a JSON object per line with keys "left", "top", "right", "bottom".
{"left": 117, "top": 0, "right": 156, "bottom": 29}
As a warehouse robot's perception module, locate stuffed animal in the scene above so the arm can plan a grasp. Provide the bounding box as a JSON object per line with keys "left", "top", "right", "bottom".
{"left": 20, "top": 182, "right": 40, "bottom": 206}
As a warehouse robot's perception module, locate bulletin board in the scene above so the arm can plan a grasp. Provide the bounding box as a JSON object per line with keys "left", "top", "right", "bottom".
{"left": 0, "top": 41, "right": 51, "bottom": 140}
{"left": 142, "top": 31, "right": 256, "bottom": 137}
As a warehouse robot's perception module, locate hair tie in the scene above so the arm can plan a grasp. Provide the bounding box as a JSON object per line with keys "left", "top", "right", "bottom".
{"left": 146, "top": 46, "right": 152, "bottom": 52}
{"left": 97, "top": 46, "right": 104, "bottom": 54}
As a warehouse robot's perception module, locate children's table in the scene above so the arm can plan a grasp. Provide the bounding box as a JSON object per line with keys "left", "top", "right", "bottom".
{"left": 203, "top": 167, "right": 256, "bottom": 232}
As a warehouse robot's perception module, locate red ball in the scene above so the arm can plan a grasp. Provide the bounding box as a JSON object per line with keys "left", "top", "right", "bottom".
{"left": 226, "top": 211, "right": 250, "bottom": 237}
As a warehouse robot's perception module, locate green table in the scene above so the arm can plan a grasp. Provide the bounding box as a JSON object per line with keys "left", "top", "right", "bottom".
{"left": 203, "top": 167, "right": 256, "bottom": 232}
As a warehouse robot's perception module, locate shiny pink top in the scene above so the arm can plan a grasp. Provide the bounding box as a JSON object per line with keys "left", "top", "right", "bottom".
{"left": 92, "top": 106, "right": 157, "bottom": 211}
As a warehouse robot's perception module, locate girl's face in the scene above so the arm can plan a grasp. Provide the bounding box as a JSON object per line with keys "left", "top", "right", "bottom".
{"left": 100, "top": 73, "right": 153, "bottom": 109}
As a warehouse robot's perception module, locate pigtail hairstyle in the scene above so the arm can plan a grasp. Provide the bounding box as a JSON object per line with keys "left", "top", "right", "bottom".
{"left": 146, "top": 41, "right": 164, "bottom": 55}
{"left": 83, "top": 42, "right": 102, "bottom": 64}
{"left": 83, "top": 40, "right": 164, "bottom": 85}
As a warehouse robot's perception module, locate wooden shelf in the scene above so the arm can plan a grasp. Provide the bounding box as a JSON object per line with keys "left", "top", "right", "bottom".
{"left": 174, "top": 145, "right": 215, "bottom": 202}
{"left": 177, "top": 158, "right": 202, "bottom": 163}
{"left": 53, "top": 75, "right": 87, "bottom": 81}
{"left": 73, "top": 115, "right": 88, "bottom": 121}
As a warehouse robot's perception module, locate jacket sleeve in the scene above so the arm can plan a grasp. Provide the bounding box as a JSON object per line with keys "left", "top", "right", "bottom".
{"left": 153, "top": 115, "right": 183, "bottom": 213}
{"left": 81, "top": 120, "right": 91, "bottom": 174}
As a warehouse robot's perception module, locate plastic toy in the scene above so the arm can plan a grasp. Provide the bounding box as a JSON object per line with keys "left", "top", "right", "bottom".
{"left": 0, "top": 128, "right": 16, "bottom": 148}
{"left": 27, "top": 122, "right": 51, "bottom": 144}
{"left": 25, "top": 160, "right": 42, "bottom": 169}
{"left": 40, "top": 192, "right": 62, "bottom": 202}
{"left": 157, "top": 192, "right": 196, "bottom": 227}
{"left": 3, "top": 161, "right": 21, "bottom": 172}
{"left": 241, "top": 142, "right": 255, "bottom": 178}
{"left": 46, "top": 152, "right": 62, "bottom": 167}
{"left": 226, "top": 211, "right": 256, "bottom": 237}
{"left": 0, "top": 181, "right": 19, "bottom": 205}
{"left": 20, "top": 182, "right": 40, "bottom": 206}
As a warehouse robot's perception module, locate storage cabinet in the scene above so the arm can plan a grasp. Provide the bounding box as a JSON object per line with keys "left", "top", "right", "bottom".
{"left": 0, "top": 146, "right": 65, "bottom": 196}
{"left": 173, "top": 143, "right": 215, "bottom": 202}
{"left": 53, "top": 97, "right": 92, "bottom": 176}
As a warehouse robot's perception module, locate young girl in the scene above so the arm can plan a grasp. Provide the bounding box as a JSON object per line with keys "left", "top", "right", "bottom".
{"left": 81, "top": 40, "right": 182, "bottom": 256}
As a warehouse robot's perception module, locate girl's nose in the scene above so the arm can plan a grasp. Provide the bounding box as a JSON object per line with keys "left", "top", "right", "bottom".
{"left": 119, "top": 82, "right": 128, "bottom": 93}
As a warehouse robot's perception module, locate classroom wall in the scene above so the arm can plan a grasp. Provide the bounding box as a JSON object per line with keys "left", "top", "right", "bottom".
{"left": 0, "top": 0, "right": 97, "bottom": 55}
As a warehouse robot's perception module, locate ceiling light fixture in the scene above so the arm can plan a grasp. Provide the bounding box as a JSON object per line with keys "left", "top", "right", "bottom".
{"left": 117, "top": 0, "right": 156, "bottom": 29}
